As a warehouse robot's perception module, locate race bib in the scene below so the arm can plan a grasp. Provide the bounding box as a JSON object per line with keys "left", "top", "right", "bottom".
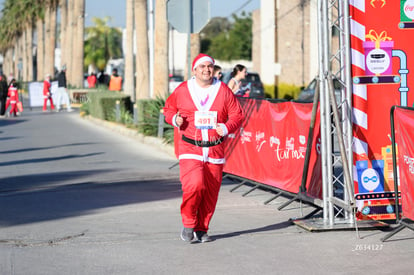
{"left": 194, "top": 111, "right": 217, "bottom": 129}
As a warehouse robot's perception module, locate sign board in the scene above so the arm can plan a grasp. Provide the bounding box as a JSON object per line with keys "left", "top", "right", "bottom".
{"left": 167, "top": 0, "right": 210, "bottom": 33}
{"left": 28, "top": 81, "right": 59, "bottom": 108}
{"left": 350, "top": 0, "right": 414, "bottom": 220}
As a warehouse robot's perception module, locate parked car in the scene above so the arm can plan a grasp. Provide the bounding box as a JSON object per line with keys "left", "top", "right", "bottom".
{"left": 221, "top": 71, "right": 265, "bottom": 98}
{"left": 169, "top": 75, "right": 184, "bottom": 93}
{"left": 297, "top": 77, "right": 343, "bottom": 103}
{"left": 242, "top": 72, "right": 265, "bottom": 98}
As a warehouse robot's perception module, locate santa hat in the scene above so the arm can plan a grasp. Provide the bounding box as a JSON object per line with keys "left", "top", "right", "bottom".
{"left": 192, "top": 53, "right": 215, "bottom": 70}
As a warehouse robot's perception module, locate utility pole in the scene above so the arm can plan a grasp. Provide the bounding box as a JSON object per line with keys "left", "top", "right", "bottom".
{"left": 274, "top": 0, "right": 278, "bottom": 98}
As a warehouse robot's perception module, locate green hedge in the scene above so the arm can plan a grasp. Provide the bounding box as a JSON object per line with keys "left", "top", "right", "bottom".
{"left": 135, "top": 97, "right": 167, "bottom": 134}
{"left": 277, "top": 82, "right": 302, "bottom": 100}
{"left": 82, "top": 93, "right": 173, "bottom": 144}
{"left": 88, "top": 91, "right": 132, "bottom": 120}
{"left": 264, "top": 84, "right": 276, "bottom": 98}
{"left": 264, "top": 83, "right": 303, "bottom": 100}
{"left": 264, "top": 83, "right": 302, "bottom": 99}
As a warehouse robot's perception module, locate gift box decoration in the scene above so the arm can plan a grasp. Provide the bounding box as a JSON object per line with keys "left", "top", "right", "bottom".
{"left": 363, "top": 30, "right": 394, "bottom": 76}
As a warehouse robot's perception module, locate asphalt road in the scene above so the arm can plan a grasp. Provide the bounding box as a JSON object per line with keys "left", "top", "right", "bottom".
{"left": 1, "top": 108, "right": 414, "bottom": 275}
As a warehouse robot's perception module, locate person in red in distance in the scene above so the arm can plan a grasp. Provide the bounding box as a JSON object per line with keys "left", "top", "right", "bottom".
{"left": 87, "top": 72, "right": 97, "bottom": 88}
{"left": 163, "top": 53, "right": 244, "bottom": 243}
{"left": 7, "top": 79, "right": 19, "bottom": 117}
{"left": 43, "top": 74, "right": 55, "bottom": 112}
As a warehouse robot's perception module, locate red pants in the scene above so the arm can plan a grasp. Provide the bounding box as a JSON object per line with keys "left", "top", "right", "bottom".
{"left": 9, "top": 102, "right": 17, "bottom": 116}
{"left": 43, "top": 97, "right": 55, "bottom": 111}
{"left": 179, "top": 159, "right": 223, "bottom": 232}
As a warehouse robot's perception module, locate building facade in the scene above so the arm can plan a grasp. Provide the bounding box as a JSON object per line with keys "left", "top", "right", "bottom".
{"left": 255, "top": 0, "right": 318, "bottom": 88}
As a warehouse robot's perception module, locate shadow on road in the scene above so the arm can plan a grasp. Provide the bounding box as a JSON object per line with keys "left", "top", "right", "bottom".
{"left": 0, "top": 169, "right": 118, "bottom": 192}
{"left": 0, "top": 142, "right": 97, "bottom": 154}
{"left": 0, "top": 152, "right": 104, "bottom": 167}
{"left": 0, "top": 176, "right": 181, "bottom": 227}
{"left": 212, "top": 220, "right": 293, "bottom": 240}
{"left": 0, "top": 118, "right": 28, "bottom": 127}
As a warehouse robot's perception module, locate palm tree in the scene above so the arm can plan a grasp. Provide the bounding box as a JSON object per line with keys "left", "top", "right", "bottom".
{"left": 4, "top": 49, "right": 14, "bottom": 78}
{"left": 71, "top": 0, "right": 85, "bottom": 88}
{"left": 84, "top": 17, "right": 123, "bottom": 72}
{"left": 0, "top": 2, "right": 11, "bottom": 77}
{"left": 21, "top": 0, "right": 38, "bottom": 81}
{"left": 65, "top": 0, "right": 75, "bottom": 83}
{"left": 1, "top": 0, "right": 24, "bottom": 80}
{"left": 183, "top": 33, "right": 200, "bottom": 80}
{"left": 23, "top": 27, "right": 32, "bottom": 80}
{"left": 36, "top": 7, "right": 46, "bottom": 81}
{"left": 44, "top": 0, "right": 58, "bottom": 78}
{"left": 59, "top": 0, "right": 68, "bottom": 77}
{"left": 135, "top": 0, "right": 149, "bottom": 99}
{"left": 18, "top": 1, "right": 28, "bottom": 81}
{"left": 153, "top": 0, "right": 168, "bottom": 98}
{"left": 0, "top": 0, "right": 83, "bottom": 86}
{"left": 124, "top": 0, "right": 135, "bottom": 98}
{"left": 0, "top": 0, "right": 47, "bottom": 82}
{"left": 14, "top": 38, "right": 22, "bottom": 80}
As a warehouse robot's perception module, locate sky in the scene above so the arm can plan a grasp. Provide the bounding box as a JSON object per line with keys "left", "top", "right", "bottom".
{"left": 88, "top": 0, "right": 261, "bottom": 27}
{"left": 0, "top": 0, "right": 260, "bottom": 28}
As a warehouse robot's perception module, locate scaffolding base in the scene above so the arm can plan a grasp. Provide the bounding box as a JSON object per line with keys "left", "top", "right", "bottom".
{"left": 381, "top": 218, "right": 414, "bottom": 242}
{"left": 293, "top": 218, "right": 389, "bottom": 232}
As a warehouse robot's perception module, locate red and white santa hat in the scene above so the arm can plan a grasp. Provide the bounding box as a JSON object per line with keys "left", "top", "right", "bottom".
{"left": 192, "top": 53, "right": 215, "bottom": 70}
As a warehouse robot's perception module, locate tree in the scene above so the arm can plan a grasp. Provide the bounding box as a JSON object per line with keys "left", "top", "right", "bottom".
{"left": 135, "top": 0, "right": 150, "bottom": 99}
{"left": 65, "top": 0, "right": 74, "bottom": 82}
{"left": 205, "top": 13, "right": 253, "bottom": 61}
{"left": 183, "top": 33, "right": 200, "bottom": 81}
{"left": 44, "top": 0, "right": 58, "bottom": 78}
{"left": 0, "top": 0, "right": 25, "bottom": 80}
{"left": 84, "top": 17, "right": 123, "bottom": 72}
{"left": 14, "top": 38, "right": 23, "bottom": 80}
{"left": 124, "top": 0, "right": 134, "bottom": 98}
{"left": 153, "top": 0, "right": 168, "bottom": 98}
{"left": 71, "top": 0, "right": 85, "bottom": 88}
{"left": 36, "top": 7, "right": 45, "bottom": 81}
{"left": 200, "top": 17, "right": 231, "bottom": 53}
{"left": 0, "top": 0, "right": 56, "bottom": 82}
{"left": 59, "top": 0, "right": 68, "bottom": 78}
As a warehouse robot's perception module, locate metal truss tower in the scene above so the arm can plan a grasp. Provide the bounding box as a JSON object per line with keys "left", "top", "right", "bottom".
{"left": 316, "top": 0, "right": 356, "bottom": 229}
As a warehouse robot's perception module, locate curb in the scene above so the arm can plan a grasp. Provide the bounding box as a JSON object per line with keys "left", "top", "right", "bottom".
{"left": 81, "top": 115, "right": 176, "bottom": 158}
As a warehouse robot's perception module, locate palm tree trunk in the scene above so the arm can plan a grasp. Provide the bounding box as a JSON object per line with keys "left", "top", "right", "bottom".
{"left": 72, "top": 0, "right": 85, "bottom": 88}
{"left": 44, "top": 7, "right": 51, "bottom": 76}
{"left": 26, "top": 24, "right": 34, "bottom": 81}
{"left": 5, "top": 48, "right": 14, "bottom": 79}
{"left": 50, "top": 4, "right": 57, "bottom": 77}
{"left": 124, "top": 0, "right": 135, "bottom": 99}
{"left": 153, "top": 0, "right": 168, "bottom": 98}
{"left": 36, "top": 17, "right": 45, "bottom": 81}
{"left": 135, "top": 0, "right": 150, "bottom": 99}
{"left": 14, "top": 38, "right": 22, "bottom": 81}
{"left": 66, "top": 0, "right": 74, "bottom": 84}
{"left": 59, "top": 0, "right": 68, "bottom": 73}
{"left": 22, "top": 29, "right": 28, "bottom": 81}
{"left": 3, "top": 49, "right": 8, "bottom": 77}
{"left": 44, "top": 4, "right": 57, "bottom": 78}
{"left": 184, "top": 33, "right": 200, "bottom": 80}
